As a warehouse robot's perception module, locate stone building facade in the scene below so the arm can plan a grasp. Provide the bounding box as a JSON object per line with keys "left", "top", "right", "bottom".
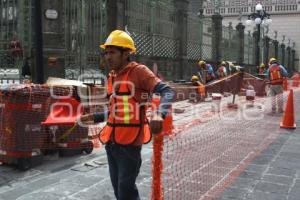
{"left": 200, "top": 0, "right": 300, "bottom": 71}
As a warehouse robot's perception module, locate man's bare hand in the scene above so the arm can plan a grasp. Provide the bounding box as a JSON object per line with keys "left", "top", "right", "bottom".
{"left": 149, "top": 113, "right": 163, "bottom": 134}
{"left": 76, "top": 114, "right": 94, "bottom": 125}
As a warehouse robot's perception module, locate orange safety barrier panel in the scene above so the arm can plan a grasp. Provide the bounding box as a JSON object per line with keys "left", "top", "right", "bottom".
{"left": 0, "top": 84, "right": 105, "bottom": 169}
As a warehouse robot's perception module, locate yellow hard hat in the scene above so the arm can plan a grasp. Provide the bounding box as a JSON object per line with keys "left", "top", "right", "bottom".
{"left": 221, "top": 61, "right": 227, "bottom": 66}
{"left": 198, "top": 60, "right": 206, "bottom": 66}
{"left": 269, "top": 58, "right": 277, "bottom": 65}
{"left": 191, "top": 75, "right": 199, "bottom": 81}
{"left": 260, "top": 63, "right": 265, "bottom": 68}
{"left": 100, "top": 30, "right": 136, "bottom": 53}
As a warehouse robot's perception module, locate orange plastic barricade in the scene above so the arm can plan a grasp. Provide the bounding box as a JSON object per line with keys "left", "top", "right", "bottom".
{"left": 42, "top": 97, "right": 83, "bottom": 126}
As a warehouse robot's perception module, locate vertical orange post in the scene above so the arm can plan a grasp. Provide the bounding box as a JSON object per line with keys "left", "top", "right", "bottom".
{"left": 283, "top": 78, "right": 288, "bottom": 91}
{"left": 151, "top": 96, "right": 163, "bottom": 200}
{"left": 151, "top": 133, "right": 164, "bottom": 200}
{"left": 151, "top": 96, "right": 173, "bottom": 200}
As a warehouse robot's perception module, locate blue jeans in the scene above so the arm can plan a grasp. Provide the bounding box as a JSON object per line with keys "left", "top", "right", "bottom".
{"left": 105, "top": 142, "right": 142, "bottom": 200}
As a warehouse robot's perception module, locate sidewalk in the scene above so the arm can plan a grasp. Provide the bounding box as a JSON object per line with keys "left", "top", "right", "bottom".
{"left": 0, "top": 89, "right": 299, "bottom": 200}
{"left": 217, "top": 91, "right": 300, "bottom": 200}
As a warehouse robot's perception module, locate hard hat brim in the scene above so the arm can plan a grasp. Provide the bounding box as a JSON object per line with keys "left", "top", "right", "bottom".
{"left": 99, "top": 44, "right": 136, "bottom": 54}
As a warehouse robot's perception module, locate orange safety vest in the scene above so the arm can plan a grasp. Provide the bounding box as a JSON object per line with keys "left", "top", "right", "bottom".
{"left": 218, "top": 66, "right": 226, "bottom": 78}
{"left": 100, "top": 66, "right": 151, "bottom": 145}
{"left": 269, "top": 65, "right": 283, "bottom": 85}
{"left": 197, "top": 84, "right": 206, "bottom": 97}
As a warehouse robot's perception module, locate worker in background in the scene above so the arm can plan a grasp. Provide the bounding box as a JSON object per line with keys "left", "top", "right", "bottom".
{"left": 197, "top": 60, "right": 215, "bottom": 84}
{"left": 191, "top": 75, "right": 206, "bottom": 102}
{"left": 259, "top": 63, "right": 267, "bottom": 75}
{"left": 79, "top": 30, "right": 175, "bottom": 200}
{"left": 266, "top": 57, "right": 288, "bottom": 113}
{"left": 228, "top": 62, "right": 240, "bottom": 75}
{"left": 217, "top": 61, "right": 227, "bottom": 79}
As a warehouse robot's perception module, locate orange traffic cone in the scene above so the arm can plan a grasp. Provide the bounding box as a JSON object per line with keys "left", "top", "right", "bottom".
{"left": 280, "top": 89, "right": 296, "bottom": 129}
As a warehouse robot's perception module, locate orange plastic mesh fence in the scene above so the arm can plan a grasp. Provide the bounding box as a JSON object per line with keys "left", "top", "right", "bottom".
{"left": 151, "top": 81, "right": 298, "bottom": 199}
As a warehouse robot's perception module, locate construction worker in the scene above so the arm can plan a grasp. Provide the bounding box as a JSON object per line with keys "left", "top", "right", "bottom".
{"left": 197, "top": 60, "right": 215, "bottom": 84}
{"left": 259, "top": 63, "right": 266, "bottom": 75}
{"left": 228, "top": 62, "right": 239, "bottom": 75}
{"left": 191, "top": 75, "right": 200, "bottom": 86}
{"left": 266, "top": 58, "right": 288, "bottom": 113}
{"left": 217, "top": 61, "right": 227, "bottom": 79}
{"left": 79, "top": 30, "right": 174, "bottom": 200}
{"left": 190, "top": 75, "right": 205, "bottom": 102}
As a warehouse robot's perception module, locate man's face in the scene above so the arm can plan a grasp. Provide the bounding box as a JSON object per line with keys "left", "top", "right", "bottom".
{"left": 104, "top": 46, "right": 129, "bottom": 71}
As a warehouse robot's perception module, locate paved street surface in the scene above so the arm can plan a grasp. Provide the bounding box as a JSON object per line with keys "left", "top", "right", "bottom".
{"left": 217, "top": 92, "right": 300, "bottom": 200}
{"left": 0, "top": 89, "right": 299, "bottom": 200}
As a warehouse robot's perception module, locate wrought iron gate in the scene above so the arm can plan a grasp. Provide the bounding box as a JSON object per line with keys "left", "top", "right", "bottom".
{"left": 0, "top": 0, "right": 33, "bottom": 83}
{"left": 63, "top": 0, "right": 107, "bottom": 82}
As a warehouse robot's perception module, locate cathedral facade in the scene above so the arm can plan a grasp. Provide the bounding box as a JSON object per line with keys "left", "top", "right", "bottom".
{"left": 197, "top": 0, "right": 300, "bottom": 70}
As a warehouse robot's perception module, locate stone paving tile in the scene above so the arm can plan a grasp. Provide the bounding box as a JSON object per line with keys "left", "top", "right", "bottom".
{"left": 0, "top": 187, "right": 33, "bottom": 200}
{"left": 244, "top": 164, "right": 268, "bottom": 173}
{"left": 239, "top": 170, "right": 263, "bottom": 180}
{"left": 261, "top": 174, "right": 294, "bottom": 186}
{"left": 14, "top": 192, "right": 63, "bottom": 200}
{"left": 251, "top": 154, "right": 275, "bottom": 165}
{"left": 228, "top": 177, "right": 258, "bottom": 190}
{"left": 246, "top": 190, "right": 287, "bottom": 200}
{"left": 288, "top": 196, "right": 300, "bottom": 200}
{"left": 216, "top": 187, "right": 248, "bottom": 199}
{"left": 272, "top": 160, "right": 300, "bottom": 170}
{"left": 253, "top": 181, "right": 290, "bottom": 195}
{"left": 266, "top": 166, "right": 298, "bottom": 177}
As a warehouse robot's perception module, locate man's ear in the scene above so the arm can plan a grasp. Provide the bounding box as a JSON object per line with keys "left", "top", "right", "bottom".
{"left": 123, "top": 50, "right": 130, "bottom": 58}
{"left": 122, "top": 50, "right": 130, "bottom": 61}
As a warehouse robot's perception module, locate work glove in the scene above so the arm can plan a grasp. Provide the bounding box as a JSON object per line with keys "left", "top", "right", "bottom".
{"left": 149, "top": 112, "right": 163, "bottom": 134}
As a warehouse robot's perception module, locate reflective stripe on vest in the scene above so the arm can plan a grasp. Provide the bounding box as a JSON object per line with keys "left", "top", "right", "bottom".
{"left": 122, "top": 95, "right": 130, "bottom": 124}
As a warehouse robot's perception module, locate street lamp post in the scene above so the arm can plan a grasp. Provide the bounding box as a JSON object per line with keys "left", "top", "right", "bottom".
{"left": 246, "top": 3, "right": 272, "bottom": 67}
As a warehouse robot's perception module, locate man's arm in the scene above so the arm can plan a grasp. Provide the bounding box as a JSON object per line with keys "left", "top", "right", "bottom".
{"left": 153, "top": 82, "right": 175, "bottom": 118}
{"left": 79, "top": 111, "right": 109, "bottom": 124}
{"left": 93, "top": 111, "right": 109, "bottom": 123}
{"left": 266, "top": 68, "right": 270, "bottom": 80}
{"left": 150, "top": 82, "right": 175, "bottom": 134}
{"left": 207, "top": 65, "right": 213, "bottom": 74}
{"left": 280, "top": 65, "right": 288, "bottom": 77}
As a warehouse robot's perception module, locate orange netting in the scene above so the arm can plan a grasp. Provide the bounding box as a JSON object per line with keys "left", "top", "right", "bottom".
{"left": 0, "top": 84, "right": 105, "bottom": 166}
{"left": 151, "top": 74, "right": 299, "bottom": 200}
